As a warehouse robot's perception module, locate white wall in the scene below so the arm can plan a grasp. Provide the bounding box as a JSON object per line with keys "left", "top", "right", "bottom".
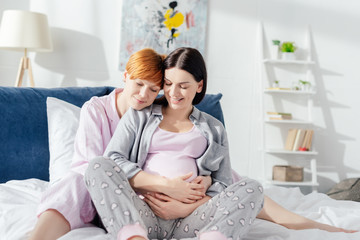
{"left": 1, "top": 0, "right": 359, "bottom": 193}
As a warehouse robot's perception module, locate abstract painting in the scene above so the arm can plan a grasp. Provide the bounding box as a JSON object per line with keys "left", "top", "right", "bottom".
{"left": 119, "top": 0, "right": 208, "bottom": 70}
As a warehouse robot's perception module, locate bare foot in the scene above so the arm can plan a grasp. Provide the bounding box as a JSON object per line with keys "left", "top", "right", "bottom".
{"left": 330, "top": 227, "right": 357, "bottom": 233}
{"left": 340, "top": 228, "right": 358, "bottom": 233}
{"left": 128, "top": 236, "right": 147, "bottom": 240}
{"left": 317, "top": 222, "right": 357, "bottom": 233}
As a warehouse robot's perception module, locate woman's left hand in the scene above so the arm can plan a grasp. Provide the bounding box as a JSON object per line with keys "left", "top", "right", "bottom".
{"left": 191, "top": 175, "right": 212, "bottom": 196}
{"left": 144, "top": 193, "right": 191, "bottom": 220}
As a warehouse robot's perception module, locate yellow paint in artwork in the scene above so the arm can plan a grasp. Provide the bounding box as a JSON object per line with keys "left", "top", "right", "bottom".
{"left": 163, "top": 9, "right": 184, "bottom": 31}
{"left": 173, "top": 32, "right": 180, "bottom": 38}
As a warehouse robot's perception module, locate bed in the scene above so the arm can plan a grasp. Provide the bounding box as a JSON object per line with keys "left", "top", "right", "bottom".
{"left": 2, "top": 179, "right": 360, "bottom": 240}
{"left": 0, "top": 86, "right": 359, "bottom": 240}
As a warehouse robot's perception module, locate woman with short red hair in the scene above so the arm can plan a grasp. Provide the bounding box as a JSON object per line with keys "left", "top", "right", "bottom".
{"left": 29, "top": 48, "right": 167, "bottom": 240}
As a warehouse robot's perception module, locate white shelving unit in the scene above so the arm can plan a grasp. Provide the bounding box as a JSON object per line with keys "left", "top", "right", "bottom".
{"left": 259, "top": 23, "right": 319, "bottom": 192}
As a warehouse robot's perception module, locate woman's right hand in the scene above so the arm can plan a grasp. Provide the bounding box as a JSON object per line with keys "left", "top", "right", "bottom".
{"left": 163, "top": 172, "right": 205, "bottom": 203}
{"left": 144, "top": 193, "right": 211, "bottom": 220}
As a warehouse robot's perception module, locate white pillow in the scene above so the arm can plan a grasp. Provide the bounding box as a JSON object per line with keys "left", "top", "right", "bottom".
{"left": 46, "top": 97, "right": 80, "bottom": 184}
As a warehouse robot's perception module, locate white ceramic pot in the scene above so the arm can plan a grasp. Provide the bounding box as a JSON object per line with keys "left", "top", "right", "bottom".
{"left": 282, "top": 52, "right": 296, "bottom": 61}
{"left": 271, "top": 45, "right": 280, "bottom": 59}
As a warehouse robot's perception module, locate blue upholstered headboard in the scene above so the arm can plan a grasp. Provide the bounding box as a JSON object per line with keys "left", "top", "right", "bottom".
{"left": 0, "top": 86, "right": 224, "bottom": 183}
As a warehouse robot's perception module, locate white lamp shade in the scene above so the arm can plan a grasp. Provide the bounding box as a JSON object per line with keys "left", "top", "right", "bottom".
{"left": 0, "top": 10, "right": 52, "bottom": 52}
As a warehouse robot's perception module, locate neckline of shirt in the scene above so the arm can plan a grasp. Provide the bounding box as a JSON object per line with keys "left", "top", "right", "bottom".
{"left": 157, "top": 125, "right": 196, "bottom": 134}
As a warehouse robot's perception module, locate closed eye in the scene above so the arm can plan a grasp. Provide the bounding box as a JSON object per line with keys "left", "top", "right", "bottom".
{"left": 150, "top": 88, "right": 159, "bottom": 93}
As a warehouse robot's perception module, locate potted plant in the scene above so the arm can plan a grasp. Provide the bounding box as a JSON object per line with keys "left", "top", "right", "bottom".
{"left": 281, "top": 42, "right": 296, "bottom": 60}
{"left": 298, "top": 79, "right": 311, "bottom": 91}
{"left": 272, "top": 80, "right": 279, "bottom": 88}
{"left": 271, "top": 39, "right": 281, "bottom": 59}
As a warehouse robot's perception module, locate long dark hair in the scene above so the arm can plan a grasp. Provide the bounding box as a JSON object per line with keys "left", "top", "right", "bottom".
{"left": 162, "top": 47, "right": 207, "bottom": 105}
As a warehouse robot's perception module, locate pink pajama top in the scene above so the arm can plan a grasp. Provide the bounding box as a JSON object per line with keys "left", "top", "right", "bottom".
{"left": 71, "top": 88, "right": 123, "bottom": 175}
{"left": 143, "top": 126, "right": 207, "bottom": 182}
{"left": 38, "top": 88, "right": 124, "bottom": 230}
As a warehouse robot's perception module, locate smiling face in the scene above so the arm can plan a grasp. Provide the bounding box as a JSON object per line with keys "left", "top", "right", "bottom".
{"left": 163, "top": 67, "right": 203, "bottom": 112}
{"left": 123, "top": 72, "right": 161, "bottom": 110}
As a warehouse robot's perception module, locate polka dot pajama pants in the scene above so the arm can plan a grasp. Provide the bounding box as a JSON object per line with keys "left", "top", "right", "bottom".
{"left": 85, "top": 157, "right": 264, "bottom": 240}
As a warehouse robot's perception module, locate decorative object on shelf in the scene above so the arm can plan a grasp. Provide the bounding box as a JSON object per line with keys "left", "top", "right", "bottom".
{"left": 291, "top": 80, "right": 301, "bottom": 91}
{"left": 281, "top": 41, "right": 296, "bottom": 60}
{"left": 266, "top": 87, "right": 292, "bottom": 91}
{"left": 266, "top": 111, "right": 292, "bottom": 120}
{"left": 0, "top": 10, "right": 52, "bottom": 87}
{"left": 272, "top": 80, "right": 279, "bottom": 88}
{"left": 273, "top": 165, "right": 304, "bottom": 182}
{"left": 271, "top": 39, "right": 281, "bottom": 59}
{"left": 299, "top": 79, "right": 312, "bottom": 91}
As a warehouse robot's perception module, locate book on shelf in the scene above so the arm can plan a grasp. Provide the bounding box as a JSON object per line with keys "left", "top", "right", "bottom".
{"left": 266, "top": 112, "right": 292, "bottom": 120}
{"left": 285, "top": 128, "right": 298, "bottom": 150}
{"left": 267, "top": 112, "right": 292, "bottom": 116}
{"left": 305, "top": 130, "right": 314, "bottom": 151}
{"left": 292, "top": 129, "right": 306, "bottom": 151}
{"left": 300, "top": 130, "right": 310, "bottom": 150}
{"left": 284, "top": 128, "right": 314, "bottom": 151}
{"left": 266, "top": 87, "right": 292, "bottom": 91}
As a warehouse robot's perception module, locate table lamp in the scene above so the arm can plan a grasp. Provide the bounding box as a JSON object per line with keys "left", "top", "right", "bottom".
{"left": 0, "top": 10, "right": 52, "bottom": 87}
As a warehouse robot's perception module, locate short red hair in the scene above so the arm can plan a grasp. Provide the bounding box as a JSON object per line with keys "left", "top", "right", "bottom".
{"left": 125, "top": 48, "right": 165, "bottom": 87}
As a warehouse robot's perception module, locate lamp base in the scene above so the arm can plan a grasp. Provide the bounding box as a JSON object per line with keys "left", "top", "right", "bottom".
{"left": 15, "top": 56, "right": 34, "bottom": 87}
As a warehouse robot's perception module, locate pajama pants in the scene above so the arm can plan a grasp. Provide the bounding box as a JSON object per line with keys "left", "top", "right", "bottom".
{"left": 85, "top": 157, "right": 264, "bottom": 240}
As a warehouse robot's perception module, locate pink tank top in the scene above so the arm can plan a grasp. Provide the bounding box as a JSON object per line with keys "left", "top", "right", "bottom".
{"left": 143, "top": 125, "right": 208, "bottom": 182}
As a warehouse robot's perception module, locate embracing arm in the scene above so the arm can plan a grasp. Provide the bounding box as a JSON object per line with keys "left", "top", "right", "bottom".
{"left": 130, "top": 171, "right": 205, "bottom": 203}
{"left": 144, "top": 175, "right": 212, "bottom": 219}
{"left": 144, "top": 193, "right": 211, "bottom": 220}
{"left": 71, "top": 101, "right": 111, "bottom": 175}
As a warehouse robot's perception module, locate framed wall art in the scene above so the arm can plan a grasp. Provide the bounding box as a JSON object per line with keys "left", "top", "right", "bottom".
{"left": 119, "top": 0, "right": 208, "bottom": 70}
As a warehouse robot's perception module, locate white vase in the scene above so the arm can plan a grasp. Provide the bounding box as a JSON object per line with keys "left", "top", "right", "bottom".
{"left": 282, "top": 52, "right": 296, "bottom": 61}
{"left": 271, "top": 45, "right": 280, "bottom": 59}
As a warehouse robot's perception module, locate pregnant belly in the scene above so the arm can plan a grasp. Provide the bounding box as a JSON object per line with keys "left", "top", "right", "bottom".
{"left": 143, "top": 154, "right": 198, "bottom": 182}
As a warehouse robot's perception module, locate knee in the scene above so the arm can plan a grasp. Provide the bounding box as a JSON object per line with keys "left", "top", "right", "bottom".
{"left": 65, "top": 171, "right": 87, "bottom": 187}
{"left": 85, "top": 156, "right": 127, "bottom": 182}
{"left": 234, "top": 177, "right": 264, "bottom": 198}
{"left": 85, "top": 156, "right": 107, "bottom": 181}
{"left": 232, "top": 178, "right": 265, "bottom": 213}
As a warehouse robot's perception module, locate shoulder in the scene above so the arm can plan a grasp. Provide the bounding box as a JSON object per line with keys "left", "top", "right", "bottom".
{"left": 195, "top": 107, "right": 225, "bottom": 130}
{"left": 193, "top": 107, "right": 227, "bottom": 143}
{"left": 129, "top": 104, "right": 161, "bottom": 116}
{"left": 81, "top": 89, "right": 118, "bottom": 117}
{"left": 123, "top": 104, "right": 160, "bottom": 122}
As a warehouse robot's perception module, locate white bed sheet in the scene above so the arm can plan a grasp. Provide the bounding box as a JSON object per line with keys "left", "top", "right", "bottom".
{"left": 1, "top": 179, "right": 359, "bottom": 240}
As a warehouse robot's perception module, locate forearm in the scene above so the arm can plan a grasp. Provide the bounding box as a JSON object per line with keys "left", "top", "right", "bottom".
{"left": 144, "top": 193, "right": 211, "bottom": 220}
{"left": 131, "top": 171, "right": 205, "bottom": 203}
{"left": 182, "top": 195, "right": 211, "bottom": 217}
{"left": 129, "top": 170, "right": 168, "bottom": 193}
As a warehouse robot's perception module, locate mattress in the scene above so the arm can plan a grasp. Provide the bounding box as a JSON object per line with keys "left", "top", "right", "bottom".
{"left": 1, "top": 179, "right": 359, "bottom": 240}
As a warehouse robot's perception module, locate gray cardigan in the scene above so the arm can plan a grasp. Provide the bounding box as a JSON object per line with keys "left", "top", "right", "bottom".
{"left": 104, "top": 104, "right": 232, "bottom": 197}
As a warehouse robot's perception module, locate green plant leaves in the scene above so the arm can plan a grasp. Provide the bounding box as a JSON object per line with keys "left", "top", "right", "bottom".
{"left": 281, "top": 42, "right": 296, "bottom": 52}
